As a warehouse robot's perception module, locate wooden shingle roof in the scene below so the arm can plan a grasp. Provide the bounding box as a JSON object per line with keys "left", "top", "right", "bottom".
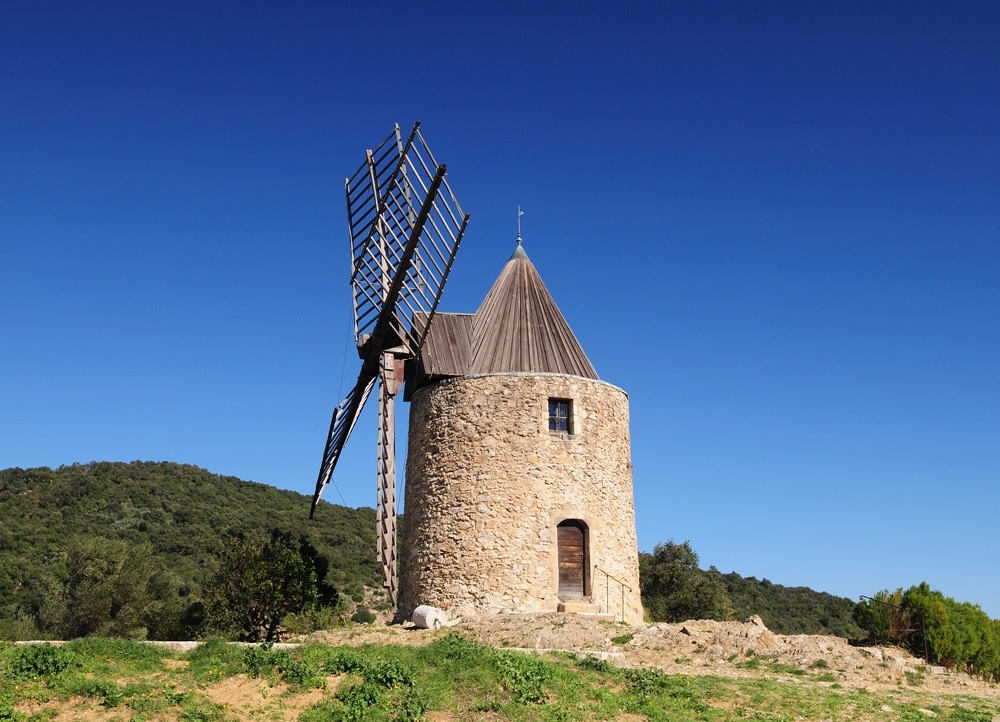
{"left": 469, "top": 245, "right": 598, "bottom": 378}
{"left": 410, "top": 243, "right": 598, "bottom": 391}
{"left": 411, "top": 312, "right": 473, "bottom": 377}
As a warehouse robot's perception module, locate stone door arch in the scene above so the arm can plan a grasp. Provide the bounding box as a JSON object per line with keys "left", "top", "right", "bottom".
{"left": 557, "top": 519, "right": 588, "bottom": 598}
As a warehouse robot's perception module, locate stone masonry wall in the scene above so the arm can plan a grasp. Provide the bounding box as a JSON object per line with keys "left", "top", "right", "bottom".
{"left": 399, "top": 373, "right": 643, "bottom": 624}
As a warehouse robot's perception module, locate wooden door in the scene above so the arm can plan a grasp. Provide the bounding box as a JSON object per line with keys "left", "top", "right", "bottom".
{"left": 557, "top": 520, "right": 586, "bottom": 598}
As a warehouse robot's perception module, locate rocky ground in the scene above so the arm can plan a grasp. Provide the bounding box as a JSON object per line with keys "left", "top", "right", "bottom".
{"left": 307, "top": 612, "right": 1000, "bottom": 699}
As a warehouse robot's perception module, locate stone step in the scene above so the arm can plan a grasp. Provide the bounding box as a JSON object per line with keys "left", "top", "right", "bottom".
{"left": 557, "top": 601, "right": 603, "bottom": 615}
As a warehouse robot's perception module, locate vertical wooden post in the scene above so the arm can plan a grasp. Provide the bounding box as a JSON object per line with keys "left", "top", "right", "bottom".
{"left": 377, "top": 351, "right": 398, "bottom": 609}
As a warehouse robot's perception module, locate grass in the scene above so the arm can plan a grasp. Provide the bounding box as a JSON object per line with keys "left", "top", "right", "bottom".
{"left": 1, "top": 635, "right": 999, "bottom": 721}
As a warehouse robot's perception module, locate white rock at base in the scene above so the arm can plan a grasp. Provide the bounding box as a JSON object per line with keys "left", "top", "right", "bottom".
{"left": 412, "top": 605, "right": 448, "bottom": 630}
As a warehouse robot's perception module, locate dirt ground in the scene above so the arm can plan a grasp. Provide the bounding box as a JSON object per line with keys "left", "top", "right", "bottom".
{"left": 308, "top": 612, "right": 1000, "bottom": 700}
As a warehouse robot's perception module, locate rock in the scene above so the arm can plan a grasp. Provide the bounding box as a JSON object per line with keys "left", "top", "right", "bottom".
{"left": 412, "top": 605, "right": 448, "bottom": 629}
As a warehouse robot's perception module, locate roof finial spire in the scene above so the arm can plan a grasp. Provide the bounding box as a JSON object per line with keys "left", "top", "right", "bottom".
{"left": 509, "top": 206, "right": 529, "bottom": 261}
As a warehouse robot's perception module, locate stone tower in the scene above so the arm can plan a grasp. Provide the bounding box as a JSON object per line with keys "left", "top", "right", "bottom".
{"left": 398, "top": 242, "right": 642, "bottom": 624}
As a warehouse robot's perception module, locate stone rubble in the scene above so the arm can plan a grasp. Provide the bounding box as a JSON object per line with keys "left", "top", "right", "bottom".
{"left": 306, "top": 612, "right": 1000, "bottom": 699}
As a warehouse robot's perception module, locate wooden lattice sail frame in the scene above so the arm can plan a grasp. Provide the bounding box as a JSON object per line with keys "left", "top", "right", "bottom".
{"left": 311, "top": 122, "right": 469, "bottom": 609}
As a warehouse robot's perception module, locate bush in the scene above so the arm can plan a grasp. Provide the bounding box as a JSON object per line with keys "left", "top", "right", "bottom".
{"left": 65, "top": 637, "right": 165, "bottom": 669}
{"left": 423, "top": 632, "right": 487, "bottom": 665}
{"left": 11, "top": 644, "right": 75, "bottom": 679}
{"left": 282, "top": 605, "right": 347, "bottom": 635}
{"left": 350, "top": 607, "right": 375, "bottom": 624}
{"left": 65, "top": 678, "right": 125, "bottom": 707}
{"left": 366, "top": 659, "right": 414, "bottom": 688}
{"left": 0, "top": 704, "right": 26, "bottom": 721}
{"left": 242, "top": 644, "right": 322, "bottom": 687}
{"left": 0, "top": 614, "right": 41, "bottom": 642}
{"left": 577, "top": 655, "right": 615, "bottom": 674}
{"left": 319, "top": 648, "right": 368, "bottom": 675}
{"left": 181, "top": 636, "right": 246, "bottom": 683}
{"left": 335, "top": 681, "right": 383, "bottom": 719}
{"left": 202, "top": 530, "right": 336, "bottom": 643}
{"left": 494, "top": 651, "right": 552, "bottom": 703}
{"left": 624, "top": 667, "right": 711, "bottom": 713}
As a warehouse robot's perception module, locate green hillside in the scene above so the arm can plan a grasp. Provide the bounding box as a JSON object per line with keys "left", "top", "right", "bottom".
{"left": 709, "top": 569, "right": 864, "bottom": 638}
{"left": 2, "top": 461, "right": 868, "bottom": 642}
{"left": 0, "top": 461, "right": 381, "bottom": 636}
{"left": 638, "top": 541, "right": 864, "bottom": 639}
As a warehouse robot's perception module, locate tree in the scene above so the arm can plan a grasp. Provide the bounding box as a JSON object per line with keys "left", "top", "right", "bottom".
{"left": 853, "top": 588, "right": 910, "bottom": 646}
{"left": 639, "top": 540, "right": 732, "bottom": 623}
{"left": 854, "top": 583, "right": 1000, "bottom": 681}
{"left": 202, "top": 530, "right": 337, "bottom": 642}
{"left": 61, "top": 537, "right": 182, "bottom": 639}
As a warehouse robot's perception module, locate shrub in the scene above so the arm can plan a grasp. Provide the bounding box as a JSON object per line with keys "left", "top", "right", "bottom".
{"left": 336, "top": 681, "right": 383, "bottom": 719}
{"left": 577, "top": 655, "right": 614, "bottom": 674}
{"left": 66, "top": 678, "right": 125, "bottom": 707}
{"left": 395, "top": 690, "right": 430, "bottom": 722}
{"left": 423, "top": 633, "right": 486, "bottom": 665}
{"left": 640, "top": 540, "right": 733, "bottom": 622}
{"left": 65, "top": 637, "right": 165, "bottom": 670}
{"left": 494, "top": 651, "right": 552, "bottom": 703}
{"left": 320, "top": 648, "right": 369, "bottom": 675}
{"left": 366, "top": 658, "right": 414, "bottom": 688}
{"left": 11, "top": 644, "right": 74, "bottom": 679}
{"left": 0, "top": 704, "right": 26, "bottom": 721}
{"left": 350, "top": 607, "right": 375, "bottom": 624}
{"left": 202, "top": 530, "right": 337, "bottom": 643}
{"left": 242, "top": 644, "right": 321, "bottom": 687}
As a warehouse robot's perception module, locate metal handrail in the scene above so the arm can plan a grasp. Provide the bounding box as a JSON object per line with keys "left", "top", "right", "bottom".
{"left": 594, "top": 566, "right": 631, "bottom": 623}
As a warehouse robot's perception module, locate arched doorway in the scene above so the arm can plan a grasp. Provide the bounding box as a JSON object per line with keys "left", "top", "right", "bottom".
{"left": 557, "top": 519, "right": 588, "bottom": 598}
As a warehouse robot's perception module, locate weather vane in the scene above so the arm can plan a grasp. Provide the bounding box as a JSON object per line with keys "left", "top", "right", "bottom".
{"left": 516, "top": 206, "right": 524, "bottom": 245}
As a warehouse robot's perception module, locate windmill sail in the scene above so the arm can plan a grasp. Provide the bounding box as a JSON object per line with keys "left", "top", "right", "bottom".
{"left": 310, "top": 122, "right": 469, "bottom": 610}
{"left": 311, "top": 372, "right": 377, "bottom": 514}
{"left": 347, "top": 122, "right": 470, "bottom": 355}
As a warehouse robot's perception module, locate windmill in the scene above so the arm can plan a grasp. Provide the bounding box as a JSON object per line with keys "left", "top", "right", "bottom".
{"left": 310, "top": 122, "right": 469, "bottom": 611}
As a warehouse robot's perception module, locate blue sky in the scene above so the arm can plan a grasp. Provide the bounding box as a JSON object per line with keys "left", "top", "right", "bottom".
{"left": 2, "top": 2, "right": 998, "bottom": 617}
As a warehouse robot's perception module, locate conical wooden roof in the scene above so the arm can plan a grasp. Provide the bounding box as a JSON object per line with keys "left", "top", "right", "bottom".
{"left": 408, "top": 243, "right": 598, "bottom": 391}
{"left": 469, "top": 244, "right": 598, "bottom": 378}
